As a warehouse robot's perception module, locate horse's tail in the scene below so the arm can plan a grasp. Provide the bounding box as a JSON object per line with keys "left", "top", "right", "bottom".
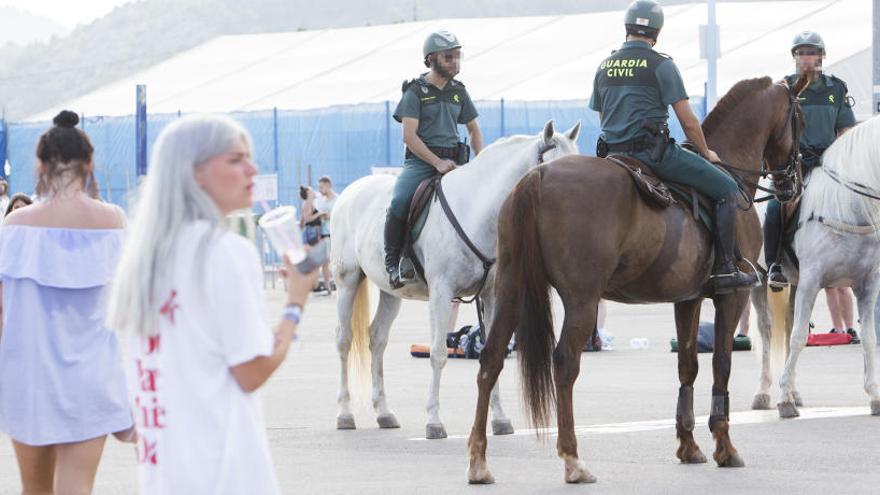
{"left": 767, "top": 285, "right": 791, "bottom": 374}
{"left": 505, "top": 169, "right": 556, "bottom": 430}
{"left": 348, "top": 277, "right": 372, "bottom": 382}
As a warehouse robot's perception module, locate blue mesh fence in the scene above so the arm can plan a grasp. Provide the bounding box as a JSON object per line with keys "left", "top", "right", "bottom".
{"left": 4, "top": 98, "right": 704, "bottom": 210}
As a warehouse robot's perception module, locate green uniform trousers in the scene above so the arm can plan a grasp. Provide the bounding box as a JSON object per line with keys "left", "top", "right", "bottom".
{"left": 631, "top": 142, "right": 738, "bottom": 200}
{"left": 389, "top": 158, "right": 439, "bottom": 221}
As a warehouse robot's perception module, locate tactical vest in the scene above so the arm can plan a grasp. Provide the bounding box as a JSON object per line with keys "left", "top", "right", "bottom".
{"left": 594, "top": 46, "right": 669, "bottom": 92}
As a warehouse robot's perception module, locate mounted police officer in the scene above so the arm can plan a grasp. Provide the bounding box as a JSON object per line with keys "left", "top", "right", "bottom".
{"left": 384, "top": 29, "right": 483, "bottom": 288}
{"left": 764, "top": 31, "right": 856, "bottom": 284}
{"left": 590, "top": 0, "right": 757, "bottom": 294}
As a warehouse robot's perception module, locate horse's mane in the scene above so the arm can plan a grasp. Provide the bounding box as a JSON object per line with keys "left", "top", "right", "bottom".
{"left": 800, "top": 115, "right": 880, "bottom": 232}
{"left": 701, "top": 77, "right": 774, "bottom": 137}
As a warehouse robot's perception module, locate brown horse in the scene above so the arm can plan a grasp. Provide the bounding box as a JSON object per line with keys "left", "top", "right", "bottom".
{"left": 467, "top": 74, "right": 809, "bottom": 485}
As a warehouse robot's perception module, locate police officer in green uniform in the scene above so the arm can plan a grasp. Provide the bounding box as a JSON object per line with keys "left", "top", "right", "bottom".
{"left": 384, "top": 29, "right": 483, "bottom": 288}
{"left": 590, "top": 0, "right": 757, "bottom": 294}
{"left": 764, "top": 31, "right": 856, "bottom": 284}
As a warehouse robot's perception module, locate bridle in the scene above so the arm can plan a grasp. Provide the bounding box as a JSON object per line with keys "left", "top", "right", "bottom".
{"left": 714, "top": 81, "right": 803, "bottom": 208}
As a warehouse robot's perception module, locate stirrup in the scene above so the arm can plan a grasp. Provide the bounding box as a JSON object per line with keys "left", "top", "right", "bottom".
{"left": 767, "top": 263, "right": 789, "bottom": 292}
{"left": 399, "top": 257, "right": 416, "bottom": 283}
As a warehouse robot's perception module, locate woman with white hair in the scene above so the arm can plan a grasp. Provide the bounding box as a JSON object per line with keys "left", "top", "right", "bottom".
{"left": 108, "top": 114, "right": 318, "bottom": 494}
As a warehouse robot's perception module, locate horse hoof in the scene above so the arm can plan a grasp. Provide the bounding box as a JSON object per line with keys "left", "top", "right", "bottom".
{"left": 777, "top": 401, "right": 800, "bottom": 418}
{"left": 679, "top": 450, "right": 707, "bottom": 464}
{"left": 717, "top": 452, "right": 745, "bottom": 468}
{"left": 467, "top": 463, "right": 496, "bottom": 484}
{"left": 426, "top": 423, "right": 447, "bottom": 439}
{"left": 751, "top": 394, "right": 771, "bottom": 410}
{"left": 564, "top": 459, "right": 597, "bottom": 484}
{"left": 492, "top": 419, "right": 514, "bottom": 435}
{"left": 792, "top": 391, "right": 804, "bottom": 407}
{"left": 337, "top": 414, "right": 356, "bottom": 430}
{"left": 377, "top": 413, "right": 400, "bottom": 429}
{"left": 871, "top": 400, "right": 880, "bottom": 416}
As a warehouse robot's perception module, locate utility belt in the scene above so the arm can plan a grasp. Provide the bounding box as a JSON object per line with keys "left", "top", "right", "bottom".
{"left": 596, "top": 120, "right": 671, "bottom": 163}
{"left": 405, "top": 142, "right": 470, "bottom": 165}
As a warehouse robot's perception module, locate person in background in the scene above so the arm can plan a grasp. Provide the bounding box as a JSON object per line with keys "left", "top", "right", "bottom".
{"left": 3, "top": 193, "right": 33, "bottom": 217}
{"left": 0, "top": 110, "right": 134, "bottom": 494}
{"left": 0, "top": 180, "right": 9, "bottom": 217}
{"left": 107, "top": 114, "right": 319, "bottom": 495}
{"left": 313, "top": 176, "right": 337, "bottom": 296}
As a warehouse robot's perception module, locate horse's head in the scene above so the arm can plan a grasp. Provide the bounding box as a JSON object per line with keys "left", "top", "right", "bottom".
{"left": 765, "top": 73, "right": 810, "bottom": 203}
{"left": 535, "top": 120, "right": 581, "bottom": 167}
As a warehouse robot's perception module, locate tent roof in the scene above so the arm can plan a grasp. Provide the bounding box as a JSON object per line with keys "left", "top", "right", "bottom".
{"left": 26, "top": 0, "right": 873, "bottom": 122}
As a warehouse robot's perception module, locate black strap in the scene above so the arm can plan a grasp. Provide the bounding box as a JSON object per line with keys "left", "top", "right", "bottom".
{"left": 822, "top": 168, "right": 880, "bottom": 201}
{"left": 435, "top": 177, "right": 496, "bottom": 329}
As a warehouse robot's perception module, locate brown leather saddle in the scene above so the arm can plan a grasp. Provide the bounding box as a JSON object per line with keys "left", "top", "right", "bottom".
{"left": 400, "top": 175, "right": 442, "bottom": 281}
{"left": 604, "top": 154, "right": 715, "bottom": 229}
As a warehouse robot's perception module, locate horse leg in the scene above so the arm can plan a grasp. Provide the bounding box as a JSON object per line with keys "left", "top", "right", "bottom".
{"left": 335, "top": 271, "right": 362, "bottom": 429}
{"left": 425, "top": 287, "right": 454, "bottom": 439}
{"left": 750, "top": 284, "right": 774, "bottom": 409}
{"left": 478, "top": 280, "right": 514, "bottom": 436}
{"left": 852, "top": 277, "right": 880, "bottom": 415}
{"left": 787, "top": 286, "right": 804, "bottom": 407}
{"left": 777, "top": 277, "right": 820, "bottom": 418}
{"left": 673, "top": 299, "right": 707, "bottom": 464}
{"left": 554, "top": 299, "right": 597, "bottom": 484}
{"left": 370, "top": 290, "right": 402, "bottom": 428}
{"left": 709, "top": 292, "right": 747, "bottom": 468}
{"left": 467, "top": 276, "right": 518, "bottom": 484}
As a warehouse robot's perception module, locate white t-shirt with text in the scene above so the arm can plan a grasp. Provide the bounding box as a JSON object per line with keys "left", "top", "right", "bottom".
{"left": 129, "top": 221, "right": 279, "bottom": 495}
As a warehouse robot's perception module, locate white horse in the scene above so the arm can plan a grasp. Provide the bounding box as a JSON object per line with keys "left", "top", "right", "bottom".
{"left": 330, "top": 121, "right": 580, "bottom": 439}
{"left": 750, "top": 114, "right": 880, "bottom": 417}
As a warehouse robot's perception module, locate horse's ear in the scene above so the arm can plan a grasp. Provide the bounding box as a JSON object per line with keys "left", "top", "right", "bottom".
{"left": 565, "top": 121, "right": 581, "bottom": 142}
{"left": 792, "top": 72, "right": 812, "bottom": 96}
{"left": 542, "top": 120, "right": 555, "bottom": 145}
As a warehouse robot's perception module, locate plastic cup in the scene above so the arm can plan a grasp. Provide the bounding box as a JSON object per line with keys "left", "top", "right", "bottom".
{"left": 257, "top": 206, "right": 306, "bottom": 263}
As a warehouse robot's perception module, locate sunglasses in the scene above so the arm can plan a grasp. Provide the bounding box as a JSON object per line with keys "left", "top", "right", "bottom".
{"left": 437, "top": 51, "right": 462, "bottom": 62}
{"left": 794, "top": 49, "right": 820, "bottom": 57}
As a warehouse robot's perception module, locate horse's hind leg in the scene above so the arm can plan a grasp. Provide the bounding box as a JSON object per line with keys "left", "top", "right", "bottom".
{"left": 335, "top": 270, "right": 363, "bottom": 429}
{"left": 674, "top": 299, "right": 707, "bottom": 464}
{"left": 709, "top": 292, "right": 748, "bottom": 468}
{"left": 370, "top": 290, "right": 402, "bottom": 428}
{"left": 750, "top": 284, "right": 774, "bottom": 409}
{"left": 554, "top": 297, "right": 598, "bottom": 484}
{"left": 852, "top": 276, "right": 880, "bottom": 415}
{"left": 467, "top": 274, "right": 518, "bottom": 484}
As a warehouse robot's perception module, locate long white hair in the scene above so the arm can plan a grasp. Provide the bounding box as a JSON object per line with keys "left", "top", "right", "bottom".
{"left": 799, "top": 115, "right": 880, "bottom": 231}
{"left": 107, "top": 114, "right": 254, "bottom": 335}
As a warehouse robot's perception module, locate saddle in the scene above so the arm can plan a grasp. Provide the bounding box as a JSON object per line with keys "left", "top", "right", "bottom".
{"left": 400, "top": 175, "right": 441, "bottom": 281}
{"left": 604, "top": 153, "right": 716, "bottom": 231}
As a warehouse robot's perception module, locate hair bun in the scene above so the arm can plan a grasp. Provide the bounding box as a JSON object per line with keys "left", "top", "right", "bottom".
{"left": 53, "top": 110, "right": 79, "bottom": 128}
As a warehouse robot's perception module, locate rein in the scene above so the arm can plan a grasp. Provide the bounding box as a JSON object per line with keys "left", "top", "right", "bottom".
{"left": 712, "top": 83, "right": 803, "bottom": 208}
{"left": 435, "top": 139, "right": 557, "bottom": 329}
{"left": 821, "top": 167, "right": 880, "bottom": 201}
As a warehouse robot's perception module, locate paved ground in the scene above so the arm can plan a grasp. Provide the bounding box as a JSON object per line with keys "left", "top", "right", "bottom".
{"left": 2, "top": 287, "right": 879, "bottom": 494}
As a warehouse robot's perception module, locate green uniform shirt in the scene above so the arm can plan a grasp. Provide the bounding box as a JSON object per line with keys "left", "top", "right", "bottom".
{"left": 590, "top": 40, "right": 689, "bottom": 144}
{"left": 393, "top": 74, "right": 479, "bottom": 148}
{"left": 784, "top": 73, "right": 856, "bottom": 150}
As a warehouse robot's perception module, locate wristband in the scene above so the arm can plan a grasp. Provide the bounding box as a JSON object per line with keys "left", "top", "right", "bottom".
{"left": 282, "top": 303, "right": 303, "bottom": 326}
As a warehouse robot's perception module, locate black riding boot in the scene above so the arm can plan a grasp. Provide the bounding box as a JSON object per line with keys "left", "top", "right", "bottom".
{"left": 763, "top": 202, "right": 788, "bottom": 286}
{"left": 712, "top": 193, "right": 759, "bottom": 294}
{"left": 384, "top": 211, "right": 406, "bottom": 289}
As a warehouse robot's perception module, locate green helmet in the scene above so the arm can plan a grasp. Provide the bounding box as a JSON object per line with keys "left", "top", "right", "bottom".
{"left": 624, "top": 0, "right": 664, "bottom": 37}
{"left": 423, "top": 30, "right": 462, "bottom": 58}
{"left": 791, "top": 31, "right": 825, "bottom": 55}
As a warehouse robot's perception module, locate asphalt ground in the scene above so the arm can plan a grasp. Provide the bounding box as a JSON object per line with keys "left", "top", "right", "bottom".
{"left": 2, "top": 287, "right": 879, "bottom": 494}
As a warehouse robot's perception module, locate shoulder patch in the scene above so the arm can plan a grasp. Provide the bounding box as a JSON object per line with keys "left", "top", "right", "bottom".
{"left": 401, "top": 78, "right": 419, "bottom": 94}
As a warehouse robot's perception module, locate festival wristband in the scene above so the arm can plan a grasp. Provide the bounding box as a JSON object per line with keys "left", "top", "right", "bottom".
{"left": 282, "top": 303, "right": 303, "bottom": 326}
